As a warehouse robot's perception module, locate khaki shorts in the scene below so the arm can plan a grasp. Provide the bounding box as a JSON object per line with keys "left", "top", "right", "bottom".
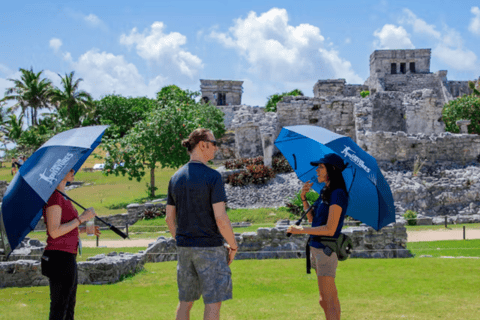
{"left": 177, "top": 246, "right": 232, "bottom": 304}
{"left": 310, "top": 246, "right": 338, "bottom": 278}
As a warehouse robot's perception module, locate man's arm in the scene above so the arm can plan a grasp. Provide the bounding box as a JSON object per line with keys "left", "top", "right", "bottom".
{"left": 213, "top": 202, "right": 237, "bottom": 248}
{"left": 166, "top": 205, "right": 177, "bottom": 238}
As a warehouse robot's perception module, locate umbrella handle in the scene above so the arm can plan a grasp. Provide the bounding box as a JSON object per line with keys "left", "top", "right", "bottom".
{"left": 286, "top": 204, "right": 313, "bottom": 238}
{"left": 57, "top": 190, "right": 129, "bottom": 239}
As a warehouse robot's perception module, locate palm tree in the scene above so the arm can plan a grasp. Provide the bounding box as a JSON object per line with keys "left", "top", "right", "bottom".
{"left": 50, "top": 71, "right": 94, "bottom": 128}
{"left": 0, "top": 68, "right": 53, "bottom": 126}
{"left": 4, "top": 114, "right": 24, "bottom": 143}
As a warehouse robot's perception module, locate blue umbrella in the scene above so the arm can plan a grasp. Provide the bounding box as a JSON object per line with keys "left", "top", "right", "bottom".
{"left": 0, "top": 125, "right": 113, "bottom": 257}
{"left": 275, "top": 125, "right": 395, "bottom": 231}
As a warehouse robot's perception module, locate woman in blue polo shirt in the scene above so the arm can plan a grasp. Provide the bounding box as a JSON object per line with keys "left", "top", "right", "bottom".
{"left": 288, "top": 153, "right": 348, "bottom": 320}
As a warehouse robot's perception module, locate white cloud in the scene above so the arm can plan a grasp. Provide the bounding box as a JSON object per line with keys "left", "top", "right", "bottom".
{"left": 319, "top": 48, "right": 363, "bottom": 84}
{"left": 83, "top": 13, "right": 107, "bottom": 30}
{"left": 469, "top": 7, "right": 480, "bottom": 35}
{"left": 210, "top": 8, "right": 361, "bottom": 83}
{"left": 120, "top": 22, "right": 203, "bottom": 79}
{"left": 345, "top": 37, "right": 351, "bottom": 44}
{"left": 71, "top": 49, "right": 167, "bottom": 98}
{"left": 0, "top": 64, "right": 11, "bottom": 75}
{"left": 432, "top": 45, "right": 477, "bottom": 71}
{"left": 373, "top": 24, "right": 415, "bottom": 49}
{"left": 399, "top": 9, "right": 441, "bottom": 39}
{"left": 49, "top": 38, "right": 62, "bottom": 52}
{"left": 397, "top": 9, "right": 478, "bottom": 72}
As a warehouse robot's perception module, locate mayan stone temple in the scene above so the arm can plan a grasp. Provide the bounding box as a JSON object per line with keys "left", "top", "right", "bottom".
{"left": 203, "top": 48, "right": 477, "bottom": 165}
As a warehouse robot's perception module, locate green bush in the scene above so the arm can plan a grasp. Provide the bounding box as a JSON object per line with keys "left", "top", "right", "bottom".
{"left": 265, "top": 89, "right": 303, "bottom": 112}
{"left": 286, "top": 190, "right": 320, "bottom": 216}
{"left": 360, "top": 90, "right": 370, "bottom": 98}
{"left": 403, "top": 210, "right": 417, "bottom": 226}
{"left": 442, "top": 95, "right": 480, "bottom": 134}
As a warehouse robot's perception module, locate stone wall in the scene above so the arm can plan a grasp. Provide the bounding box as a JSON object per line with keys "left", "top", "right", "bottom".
{"left": 358, "top": 131, "right": 480, "bottom": 162}
{"left": 231, "top": 106, "right": 278, "bottom": 160}
{"left": 313, "top": 79, "right": 368, "bottom": 98}
{"left": 276, "top": 96, "right": 358, "bottom": 141}
{"left": 1, "top": 222, "right": 410, "bottom": 287}
{"left": 355, "top": 89, "right": 445, "bottom": 137}
{"left": 447, "top": 80, "right": 472, "bottom": 98}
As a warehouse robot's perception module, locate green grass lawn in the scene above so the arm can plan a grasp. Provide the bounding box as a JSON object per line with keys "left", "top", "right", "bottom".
{"left": 407, "top": 239, "right": 480, "bottom": 257}
{"left": 1, "top": 258, "right": 479, "bottom": 319}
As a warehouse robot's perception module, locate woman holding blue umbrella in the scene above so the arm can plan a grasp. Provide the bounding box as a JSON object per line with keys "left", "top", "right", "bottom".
{"left": 287, "top": 153, "right": 348, "bottom": 320}
{"left": 41, "top": 168, "right": 100, "bottom": 320}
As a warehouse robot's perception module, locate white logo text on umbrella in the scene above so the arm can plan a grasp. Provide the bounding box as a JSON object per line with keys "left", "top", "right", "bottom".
{"left": 38, "top": 153, "right": 74, "bottom": 185}
{"left": 341, "top": 146, "right": 370, "bottom": 173}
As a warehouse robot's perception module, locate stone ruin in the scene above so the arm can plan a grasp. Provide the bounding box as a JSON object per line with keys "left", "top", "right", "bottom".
{"left": 207, "top": 48, "right": 476, "bottom": 166}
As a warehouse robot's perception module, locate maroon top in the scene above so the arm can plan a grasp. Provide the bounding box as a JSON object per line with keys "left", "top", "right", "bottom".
{"left": 42, "top": 190, "right": 79, "bottom": 254}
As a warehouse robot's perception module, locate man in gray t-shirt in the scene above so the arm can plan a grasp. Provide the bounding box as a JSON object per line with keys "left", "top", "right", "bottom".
{"left": 166, "top": 128, "right": 237, "bottom": 320}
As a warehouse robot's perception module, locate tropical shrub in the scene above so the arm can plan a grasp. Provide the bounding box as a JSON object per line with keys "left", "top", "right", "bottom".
{"left": 403, "top": 210, "right": 417, "bottom": 226}
{"left": 265, "top": 89, "right": 303, "bottom": 112}
{"left": 225, "top": 157, "right": 264, "bottom": 169}
{"left": 442, "top": 95, "right": 480, "bottom": 134}
{"left": 286, "top": 190, "right": 320, "bottom": 216}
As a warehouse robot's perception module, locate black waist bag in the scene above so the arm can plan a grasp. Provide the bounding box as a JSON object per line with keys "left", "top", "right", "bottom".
{"left": 306, "top": 234, "right": 354, "bottom": 274}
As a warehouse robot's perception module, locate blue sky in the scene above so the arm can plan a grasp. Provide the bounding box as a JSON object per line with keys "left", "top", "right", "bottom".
{"left": 1, "top": 0, "right": 479, "bottom": 107}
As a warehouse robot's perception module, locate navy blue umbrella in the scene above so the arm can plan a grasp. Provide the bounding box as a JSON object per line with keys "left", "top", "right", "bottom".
{"left": 0, "top": 125, "right": 119, "bottom": 257}
{"left": 275, "top": 125, "right": 395, "bottom": 231}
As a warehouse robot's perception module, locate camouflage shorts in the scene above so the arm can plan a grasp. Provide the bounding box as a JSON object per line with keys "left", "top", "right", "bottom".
{"left": 177, "top": 246, "right": 232, "bottom": 304}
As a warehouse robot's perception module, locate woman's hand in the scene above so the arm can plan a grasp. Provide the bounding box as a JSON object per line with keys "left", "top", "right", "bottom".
{"left": 79, "top": 207, "right": 96, "bottom": 223}
{"left": 93, "top": 226, "right": 101, "bottom": 237}
{"left": 287, "top": 225, "right": 304, "bottom": 234}
{"left": 301, "top": 181, "right": 314, "bottom": 198}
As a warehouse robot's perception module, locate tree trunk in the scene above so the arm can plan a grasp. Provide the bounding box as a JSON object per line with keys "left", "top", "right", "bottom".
{"left": 150, "top": 166, "right": 155, "bottom": 198}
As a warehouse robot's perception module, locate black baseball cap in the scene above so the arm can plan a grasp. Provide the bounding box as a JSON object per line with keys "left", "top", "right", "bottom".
{"left": 310, "top": 153, "right": 346, "bottom": 171}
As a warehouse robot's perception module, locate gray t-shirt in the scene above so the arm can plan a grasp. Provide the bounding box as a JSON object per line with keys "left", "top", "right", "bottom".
{"left": 167, "top": 162, "right": 227, "bottom": 247}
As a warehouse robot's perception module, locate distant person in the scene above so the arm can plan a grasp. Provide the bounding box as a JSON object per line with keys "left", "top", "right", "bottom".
{"left": 11, "top": 157, "right": 17, "bottom": 175}
{"left": 16, "top": 156, "right": 24, "bottom": 168}
{"left": 166, "top": 128, "right": 237, "bottom": 320}
{"left": 288, "top": 154, "right": 349, "bottom": 320}
{"left": 41, "top": 168, "right": 101, "bottom": 320}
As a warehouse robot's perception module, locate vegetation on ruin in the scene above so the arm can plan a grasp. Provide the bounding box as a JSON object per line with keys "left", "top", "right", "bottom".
{"left": 442, "top": 94, "right": 480, "bottom": 134}
{"left": 265, "top": 88, "right": 303, "bottom": 112}
{"left": 360, "top": 90, "right": 370, "bottom": 98}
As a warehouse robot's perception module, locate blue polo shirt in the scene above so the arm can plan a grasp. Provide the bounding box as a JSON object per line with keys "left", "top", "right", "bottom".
{"left": 309, "top": 188, "right": 348, "bottom": 249}
{"left": 167, "top": 162, "right": 227, "bottom": 247}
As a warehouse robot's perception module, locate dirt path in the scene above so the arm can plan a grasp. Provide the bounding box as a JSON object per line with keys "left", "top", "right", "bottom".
{"left": 407, "top": 229, "right": 480, "bottom": 242}
{"left": 81, "top": 229, "right": 480, "bottom": 248}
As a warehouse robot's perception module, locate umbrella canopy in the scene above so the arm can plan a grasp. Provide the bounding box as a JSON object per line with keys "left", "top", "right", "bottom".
{"left": 275, "top": 125, "right": 395, "bottom": 231}
{"left": 0, "top": 125, "right": 109, "bottom": 256}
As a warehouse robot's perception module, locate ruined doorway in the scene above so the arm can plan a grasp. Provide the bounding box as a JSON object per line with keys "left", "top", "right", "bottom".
{"left": 400, "top": 63, "right": 406, "bottom": 74}
{"left": 409, "top": 62, "right": 415, "bottom": 73}
{"left": 391, "top": 63, "right": 397, "bottom": 74}
{"left": 217, "top": 93, "right": 226, "bottom": 106}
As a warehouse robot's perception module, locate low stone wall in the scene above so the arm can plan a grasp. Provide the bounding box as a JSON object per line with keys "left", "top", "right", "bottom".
{"left": 1, "top": 222, "right": 410, "bottom": 287}
{"left": 0, "top": 253, "right": 146, "bottom": 288}
{"left": 358, "top": 131, "right": 480, "bottom": 162}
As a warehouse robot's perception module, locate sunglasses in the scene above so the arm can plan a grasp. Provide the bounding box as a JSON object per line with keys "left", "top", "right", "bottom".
{"left": 204, "top": 140, "right": 217, "bottom": 147}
